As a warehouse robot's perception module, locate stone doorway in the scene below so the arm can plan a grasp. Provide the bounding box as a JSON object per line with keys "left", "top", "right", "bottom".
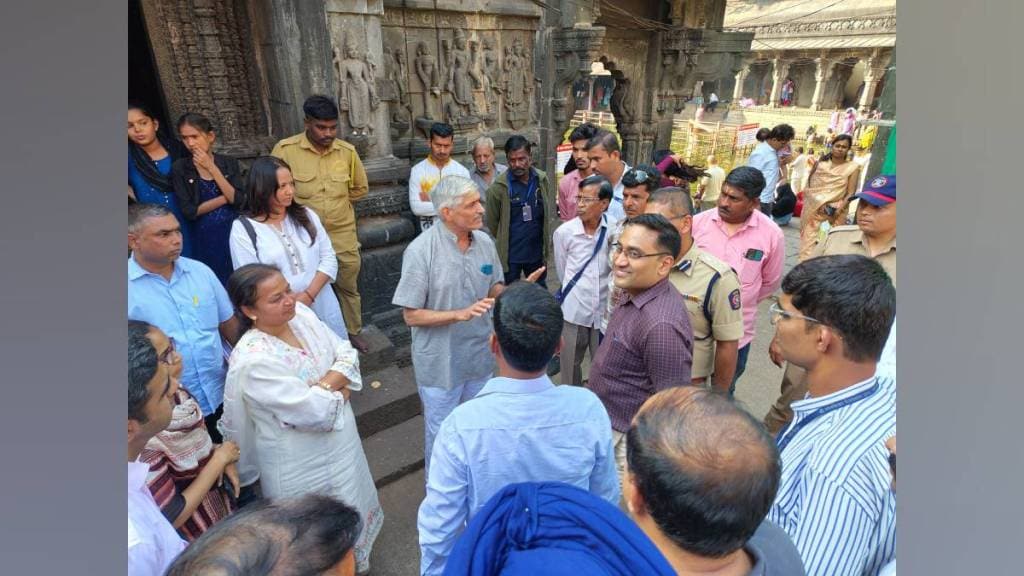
{"left": 128, "top": 0, "right": 170, "bottom": 130}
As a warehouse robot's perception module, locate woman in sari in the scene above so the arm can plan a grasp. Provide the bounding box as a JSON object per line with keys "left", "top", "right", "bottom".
{"left": 128, "top": 102, "right": 193, "bottom": 258}
{"left": 798, "top": 134, "right": 861, "bottom": 260}
{"left": 220, "top": 263, "right": 383, "bottom": 574}
{"left": 132, "top": 320, "right": 240, "bottom": 542}
{"left": 230, "top": 156, "right": 348, "bottom": 340}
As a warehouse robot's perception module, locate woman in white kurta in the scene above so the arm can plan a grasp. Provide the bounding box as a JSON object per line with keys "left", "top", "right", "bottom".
{"left": 220, "top": 264, "right": 382, "bottom": 573}
{"left": 230, "top": 156, "right": 348, "bottom": 340}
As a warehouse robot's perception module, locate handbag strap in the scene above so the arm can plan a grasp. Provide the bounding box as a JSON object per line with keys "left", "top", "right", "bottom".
{"left": 556, "top": 222, "right": 607, "bottom": 303}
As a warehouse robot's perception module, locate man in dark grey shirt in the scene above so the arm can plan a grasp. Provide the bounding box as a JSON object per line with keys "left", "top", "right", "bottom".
{"left": 623, "top": 386, "right": 805, "bottom": 575}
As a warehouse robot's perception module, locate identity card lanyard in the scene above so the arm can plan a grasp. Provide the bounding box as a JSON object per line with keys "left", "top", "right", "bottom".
{"left": 775, "top": 379, "right": 880, "bottom": 454}
{"left": 511, "top": 171, "right": 539, "bottom": 222}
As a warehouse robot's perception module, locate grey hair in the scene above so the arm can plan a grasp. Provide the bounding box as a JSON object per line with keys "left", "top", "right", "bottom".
{"left": 647, "top": 186, "right": 695, "bottom": 219}
{"left": 128, "top": 202, "right": 173, "bottom": 234}
{"left": 431, "top": 175, "right": 479, "bottom": 214}
{"left": 471, "top": 136, "right": 495, "bottom": 155}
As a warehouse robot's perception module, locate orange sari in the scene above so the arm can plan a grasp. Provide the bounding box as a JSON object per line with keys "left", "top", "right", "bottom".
{"left": 798, "top": 159, "right": 861, "bottom": 260}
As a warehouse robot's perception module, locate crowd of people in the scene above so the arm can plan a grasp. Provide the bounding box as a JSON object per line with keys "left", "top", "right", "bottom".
{"left": 128, "top": 92, "right": 897, "bottom": 576}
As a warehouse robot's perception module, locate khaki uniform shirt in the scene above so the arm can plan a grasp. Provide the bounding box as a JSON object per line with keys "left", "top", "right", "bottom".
{"left": 271, "top": 133, "right": 368, "bottom": 253}
{"left": 812, "top": 225, "right": 897, "bottom": 287}
{"left": 667, "top": 244, "right": 744, "bottom": 379}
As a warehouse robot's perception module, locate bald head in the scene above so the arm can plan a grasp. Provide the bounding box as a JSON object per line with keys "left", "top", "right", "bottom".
{"left": 626, "top": 387, "right": 780, "bottom": 558}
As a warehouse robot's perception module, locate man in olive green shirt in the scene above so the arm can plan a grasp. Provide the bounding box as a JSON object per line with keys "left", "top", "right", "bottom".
{"left": 645, "top": 186, "right": 743, "bottom": 391}
{"left": 271, "top": 95, "right": 370, "bottom": 351}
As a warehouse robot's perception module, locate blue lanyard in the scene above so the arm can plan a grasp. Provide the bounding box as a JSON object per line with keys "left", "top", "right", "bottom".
{"left": 776, "top": 379, "right": 880, "bottom": 454}
{"left": 508, "top": 171, "right": 538, "bottom": 207}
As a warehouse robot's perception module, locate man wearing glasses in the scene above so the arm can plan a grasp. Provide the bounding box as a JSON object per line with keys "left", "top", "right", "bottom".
{"left": 691, "top": 166, "right": 786, "bottom": 394}
{"left": 587, "top": 213, "right": 692, "bottom": 484}
{"left": 764, "top": 176, "right": 897, "bottom": 435}
{"left": 552, "top": 175, "right": 613, "bottom": 386}
{"left": 601, "top": 164, "right": 662, "bottom": 334}
{"left": 766, "top": 254, "right": 895, "bottom": 576}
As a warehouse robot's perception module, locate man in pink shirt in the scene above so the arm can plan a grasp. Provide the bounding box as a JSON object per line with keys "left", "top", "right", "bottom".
{"left": 557, "top": 123, "right": 599, "bottom": 221}
{"left": 692, "top": 166, "right": 785, "bottom": 395}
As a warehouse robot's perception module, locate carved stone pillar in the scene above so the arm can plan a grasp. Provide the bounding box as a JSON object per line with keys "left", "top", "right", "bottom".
{"left": 859, "top": 50, "right": 889, "bottom": 111}
{"left": 732, "top": 64, "right": 750, "bottom": 101}
{"left": 810, "top": 56, "right": 834, "bottom": 111}
{"left": 768, "top": 57, "right": 790, "bottom": 108}
{"left": 140, "top": 0, "right": 268, "bottom": 156}
{"left": 546, "top": 24, "right": 606, "bottom": 174}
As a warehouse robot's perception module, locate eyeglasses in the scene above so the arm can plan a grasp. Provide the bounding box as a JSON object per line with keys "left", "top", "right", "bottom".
{"left": 575, "top": 195, "right": 601, "bottom": 204}
{"left": 159, "top": 338, "right": 180, "bottom": 366}
{"left": 768, "top": 301, "right": 822, "bottom": 326}
{"left": 611, "top": 242, "right": 672, "bottom": 261}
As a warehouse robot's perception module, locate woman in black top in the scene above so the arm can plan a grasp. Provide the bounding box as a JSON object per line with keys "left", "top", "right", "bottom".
{"left": 171, "top": 113, "right": 244, "bottom": 286}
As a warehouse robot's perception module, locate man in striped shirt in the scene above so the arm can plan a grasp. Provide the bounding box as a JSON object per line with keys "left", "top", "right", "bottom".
{"left": 767, "top": 254, "right": 896, "bottom": 576}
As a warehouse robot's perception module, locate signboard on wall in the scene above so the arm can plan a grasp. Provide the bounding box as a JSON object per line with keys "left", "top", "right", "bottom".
{"left": 555, "top": 143, "right": 573, "bottom": 175}
{"left": 734, "top": 123, "right": 761, "bottom": 147}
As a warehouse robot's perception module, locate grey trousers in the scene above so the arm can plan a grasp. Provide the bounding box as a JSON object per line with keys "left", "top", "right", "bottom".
{"left": 560, "top": 321, "right": 600, "bottom": 386}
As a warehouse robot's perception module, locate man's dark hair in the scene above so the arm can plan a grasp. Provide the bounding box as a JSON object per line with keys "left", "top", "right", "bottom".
{"left": 493, "top": 282, "right": 563, "bottom": 372}
{"left": 569, "top": 122, "right": 599, "bottom": 144}
{"left": 781, "top": 254, "right": 895, "bottom": 362}
{"left": 627, "top": 387, "right": 781, "bottom": 558}
{"left": 621, "top": 164, "right": 662, "bottom": 192}
{"left": 585, "top": 130, "right": 620, "bottom": 154}
{"left": 302, "top": 95, "right": 339, "bottom": 121}
{"left": 128, "top": 320, "right": 158, "bottom": 423}
{"left": 723, "top": 166, "right": 766, "bottom": 200}
{"left": 647, "top": 186, "right": 694, "bottom": 219}
{"left": 769, "top": 123, "right": 795, "bottom": 141}
{"left": 429, "top": 122, "right": 454, "bottom": 140}
{"left": 579, "top": 174, "right": 613, "bottom": 202}
{"left": 623, "top": 213, "right": 681, "bottom": 261}
{"left": 503, "top": 134, "right": 531, "bottom": 155}
{"left": 165, "top": 494, "right": 363, "bottom": 576}
{"left": 755, "top": 128, "right": 771, "bottom": 142}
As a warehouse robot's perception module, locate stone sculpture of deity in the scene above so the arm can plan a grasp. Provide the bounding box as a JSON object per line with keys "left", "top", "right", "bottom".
{"left": 444, "top": 29, "right": 477, "bottom": 120}
{"left": 334, "top": 35, "right": 380, "bottom": 136}
{"left": 414, "top": 41, "right": 441, "bottom": 119}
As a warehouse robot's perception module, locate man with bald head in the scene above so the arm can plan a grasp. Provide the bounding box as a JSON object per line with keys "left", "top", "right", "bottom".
{"left": 623, "top": 387, "right": 805, "bottom": 576}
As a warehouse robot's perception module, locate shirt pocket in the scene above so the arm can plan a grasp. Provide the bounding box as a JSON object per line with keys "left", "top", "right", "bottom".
{"left": 292, "top": 170, "right": 318, "bottom": 201}
{"left": 738, "top": 258, "right": 762, "bottom": 287}
{"left": 327, "top": 163, "right": 351, "bottom": 200}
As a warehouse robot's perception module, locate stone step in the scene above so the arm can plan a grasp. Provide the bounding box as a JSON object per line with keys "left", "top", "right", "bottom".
{"left": 352, "top": 364, "right": 422, "bottom": 439}
{"left": 362, "top": 414, "right": 425, "bottom": 489}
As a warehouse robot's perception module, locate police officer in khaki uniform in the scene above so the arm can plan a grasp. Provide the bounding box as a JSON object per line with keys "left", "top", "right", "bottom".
{"left": 764, "top": 175, "right": 897, "bottom": 434}
{"left": 645, "top": 186, "right": 744, "bottom": 391}
{"left": 271, "top": 95, "right": 371, "bottom": 352}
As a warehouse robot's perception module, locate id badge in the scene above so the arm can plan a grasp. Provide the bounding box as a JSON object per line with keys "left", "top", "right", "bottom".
{"left": 522, "top": 204, "right": 533, "bottom": 222}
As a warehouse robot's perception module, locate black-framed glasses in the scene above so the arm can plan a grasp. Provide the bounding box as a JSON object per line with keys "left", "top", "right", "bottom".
{"left": 611, "top": 242, "right": 672, "bottom": 261}
{"left": 159, "top": 338, "right": 179, "bottom": 366}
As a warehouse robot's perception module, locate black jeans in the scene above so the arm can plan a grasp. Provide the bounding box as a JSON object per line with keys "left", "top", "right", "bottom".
{"left": 760, "top": 202, "right": 774, "bottom": 217}
{"left": 729, "top": 343, "right": 752, "bottom": 397}
{"left": 505, "top": 260, "right": 547, "bottom": 289}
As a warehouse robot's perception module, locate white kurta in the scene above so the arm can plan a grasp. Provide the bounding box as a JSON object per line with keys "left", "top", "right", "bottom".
{"left": 229, "top": 208, "right": 349, "bottom": 340}
{"left": 220, "top": 303, "right": 382, "bottom": 571}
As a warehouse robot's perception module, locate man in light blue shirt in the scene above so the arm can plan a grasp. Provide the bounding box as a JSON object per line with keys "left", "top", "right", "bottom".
{"left": 417, "top": 281, "right": 619, "bottom": 576}
{"left": 128, "top": 203, "right": 240, "bottom": 440}
{"left": 746, "top": 124, "right": 794, "bottom": 216}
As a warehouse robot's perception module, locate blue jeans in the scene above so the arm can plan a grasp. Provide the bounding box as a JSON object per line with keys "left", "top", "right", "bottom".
{"left": 730, "top": 343, "right": 751, "bottom": 397}
{"left": 505, "top": 260, "right": 547, "bottom": 288}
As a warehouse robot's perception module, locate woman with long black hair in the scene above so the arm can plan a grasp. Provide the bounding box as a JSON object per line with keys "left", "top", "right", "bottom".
{"left": 228, "top": 157, "right": 349, "bottom": 341}
{"left": 128, "top": 102, "right": 193, "bottom": 257}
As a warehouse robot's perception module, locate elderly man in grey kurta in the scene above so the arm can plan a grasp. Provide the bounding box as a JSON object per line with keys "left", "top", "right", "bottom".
{"left": 392, "top": 175, "right": 507, "bottom": 471}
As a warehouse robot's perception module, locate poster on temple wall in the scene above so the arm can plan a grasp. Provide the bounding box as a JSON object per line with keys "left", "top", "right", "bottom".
{"left": 555, "top": 143, "right": 573, "bottom": 175}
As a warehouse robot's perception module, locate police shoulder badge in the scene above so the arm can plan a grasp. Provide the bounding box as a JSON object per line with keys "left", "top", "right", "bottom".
{"left": 729, "top": 289, "right": 741, "bottom": 310}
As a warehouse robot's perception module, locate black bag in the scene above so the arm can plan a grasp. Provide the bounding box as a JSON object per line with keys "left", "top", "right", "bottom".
{"left": 773, "top": 183, "right": 797, "bottom": 217}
